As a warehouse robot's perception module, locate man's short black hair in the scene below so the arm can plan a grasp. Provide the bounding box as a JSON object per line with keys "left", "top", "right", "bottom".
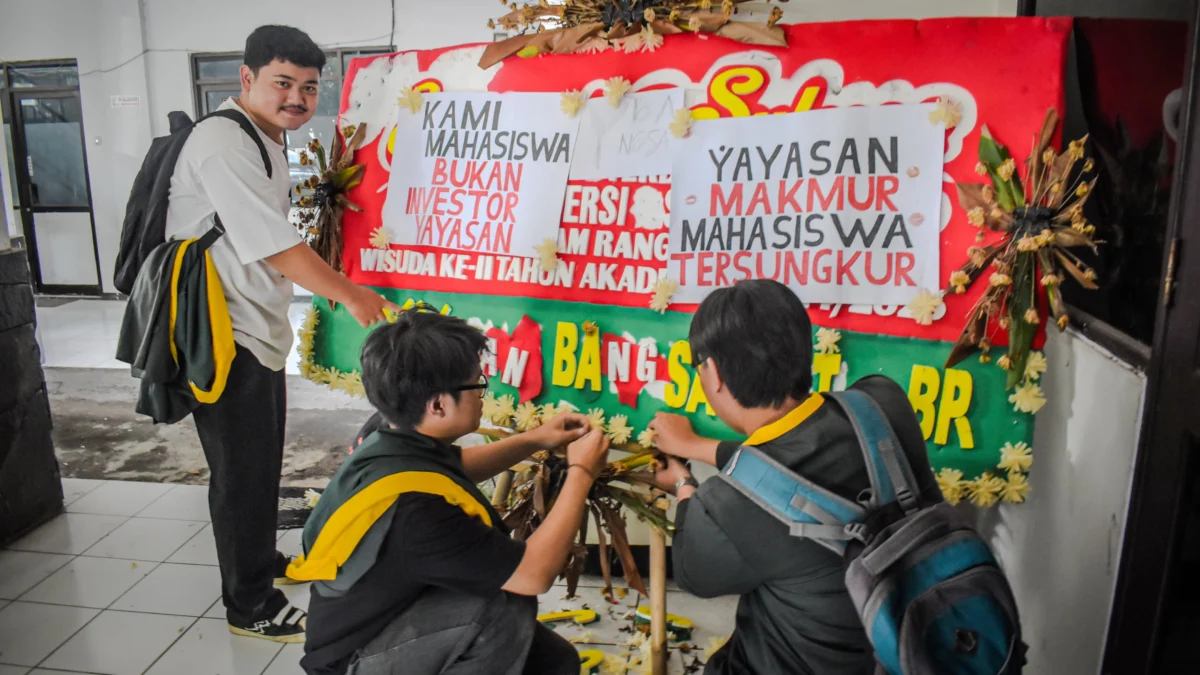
{"left": 688, "top": 279, "right": 813, "bottom": 409}
{"left": 243, "top": 25, "right": 326, "bottom": 74}
{"left": 360, "top": 310, "right": 489, "bottom": 429}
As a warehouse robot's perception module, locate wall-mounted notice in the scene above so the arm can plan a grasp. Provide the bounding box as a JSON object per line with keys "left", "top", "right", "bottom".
{"left": 111, "top": 95, "right": 141, "bottom": 108}
{"left": 570, "top": 89, "right": 683, "bottom": 181}
{"left": 668, "top": 104, "right": 945, "bottom": 305}
{"left": 383, "top": 91, "right": 580, "bottom": 258}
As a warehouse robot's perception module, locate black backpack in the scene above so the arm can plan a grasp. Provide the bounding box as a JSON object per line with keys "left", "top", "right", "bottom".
{"left": 113, "top": 108, "right": 273, "bottom": 294}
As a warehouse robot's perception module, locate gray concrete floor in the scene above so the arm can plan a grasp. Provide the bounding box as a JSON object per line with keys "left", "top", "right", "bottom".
{"left": 46, "top": 367, "right": 373, "bottom": 487}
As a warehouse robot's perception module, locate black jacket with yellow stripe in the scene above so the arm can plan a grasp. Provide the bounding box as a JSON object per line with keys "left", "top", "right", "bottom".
{"left": 287, "top": 427, "right": 504, "bottom": 597}
{"left": 115, "top": 228, "right": 235, "bottom": 425}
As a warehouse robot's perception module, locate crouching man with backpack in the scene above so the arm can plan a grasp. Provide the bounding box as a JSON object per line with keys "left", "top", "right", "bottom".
{"left": 643, "top": 279, "right": 1024, "bottom": 675}
{"left": 149, "top": 26, "right": 397, "bottom": 642}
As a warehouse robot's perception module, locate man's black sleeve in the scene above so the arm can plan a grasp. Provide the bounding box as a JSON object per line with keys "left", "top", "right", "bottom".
{"left": 387, "top": 494, "right": 527, "bottom": 597}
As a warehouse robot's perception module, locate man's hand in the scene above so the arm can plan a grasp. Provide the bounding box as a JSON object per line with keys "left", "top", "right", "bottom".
{"left": 632, "top": 455, "right": 693, "bottom": 495}
{"left": 527, "top": 412, "right": 590, "bottom": 449}
{"left": 567, "top": 428, "right": 610, "bottom": 481}
{"left": 345, "top": 285, "right": 401, "bottom": 328}
{"left": 648, "top": 412, "right": 719, "bottom": 466}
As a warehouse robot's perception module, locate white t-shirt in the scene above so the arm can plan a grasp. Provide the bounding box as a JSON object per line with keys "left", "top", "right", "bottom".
{"left": 165, "top": 99, "right": 301, "bottom": 371}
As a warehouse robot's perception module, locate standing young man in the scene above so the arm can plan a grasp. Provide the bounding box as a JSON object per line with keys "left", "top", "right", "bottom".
{"left": 644, "top": 279, "right": 942, "bottom": 675}
{"left": 296, "top": 311, "right": 608, "bottom": 675}
{"left": 166, "top": 25, "right": 398, "bottom": 642}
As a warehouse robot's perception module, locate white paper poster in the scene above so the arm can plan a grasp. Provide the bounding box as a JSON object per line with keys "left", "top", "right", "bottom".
{"left": 667, "top": 104, "right": 945, "bottom": 305}
{"left": 383, "top": 92, "right": 580, "bottom": 258}
{"left": 569, "top": 89, "right": 684, "bottom": 180}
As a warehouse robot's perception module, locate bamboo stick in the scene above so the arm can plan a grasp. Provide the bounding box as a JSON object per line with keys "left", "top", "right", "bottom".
{"left": 649, "top": 525, "right": 668, "bottom": 675}
{"left": 492, "top": 470, "right": 513, "bottom": 509}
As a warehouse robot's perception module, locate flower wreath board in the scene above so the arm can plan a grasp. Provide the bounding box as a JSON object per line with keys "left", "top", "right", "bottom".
{"left": 300, "top": 18, "right": 1072, "bottom": 513}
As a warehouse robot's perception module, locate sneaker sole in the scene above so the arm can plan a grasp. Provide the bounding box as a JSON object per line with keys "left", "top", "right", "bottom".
{"left": 228, "top": 624, "right": 306, "bottom": 644}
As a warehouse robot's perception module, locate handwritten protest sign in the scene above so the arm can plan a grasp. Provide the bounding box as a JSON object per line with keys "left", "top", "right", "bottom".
{"left": 570, "top": 89, "right": 684, "bottom": 180}
{"left": 668, "top": 104, "right": 944, "bottom": 305}
{"left": 383, "top": 92, "right": 580, "bottom": 258}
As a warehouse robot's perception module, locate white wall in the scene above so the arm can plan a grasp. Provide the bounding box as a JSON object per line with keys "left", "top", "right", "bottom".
{"left": 975, "top": 329, "right": 1145, "bottom": 675}
{"left": 0, "top": 0, "right": 1017, "bottom": 292}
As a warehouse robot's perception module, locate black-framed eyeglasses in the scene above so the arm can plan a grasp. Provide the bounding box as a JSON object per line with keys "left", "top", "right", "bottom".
{"left": 452, "top": 373, "right": 490, "bottom": 397}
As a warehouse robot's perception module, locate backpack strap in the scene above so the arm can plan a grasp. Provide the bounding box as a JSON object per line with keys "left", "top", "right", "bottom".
{"left": 827, "top": 391, "right": 920, "bottom": 514}
{"left": 190, "top": 108, "right": 276, "bottom": 251}
{"left": 201, "top": 108, "right": 274, "bottom": 179}
{"left": 719, "top": 444, "right": 867, "bottom": 554}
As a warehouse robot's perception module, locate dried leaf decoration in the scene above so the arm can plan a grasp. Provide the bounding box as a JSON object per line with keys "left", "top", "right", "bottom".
{"left": 605, "top": 77, "right": 632, "bottom": 108}
{"left": 480, "top": 0, "right": 786, "bottom": 67}
{"left": 294, "top": 124, "right": 369, "bottom": 273}
{"left": 669, "top": 108, "right": 694, "bottom": 139}
{"left": 649, "top": 276, "right": 678, "bottom": 313}
{"left": 534, "top": 237, "right": 559, "bottom": 273}
{"left": 368, "top": 227, "right": 392, "bottom": 250}
{"left": 560, "top": 90, "right": 586, "bottom": 118}
{"left": 928, "top": 96, "right": 962, "bottom": 129}
{"left": 943, "top": 108, "right": 1105, "bottom": 389}
{"left": 398, "top": 87, "right": 423, "bottom": 114}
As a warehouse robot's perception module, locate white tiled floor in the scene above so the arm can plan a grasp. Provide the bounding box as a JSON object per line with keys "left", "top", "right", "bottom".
{"left": 2, "top": 479, "right": 721, "bottom": 674}
{"left": 35, "top": 299, "right": 312, "bottom": 375}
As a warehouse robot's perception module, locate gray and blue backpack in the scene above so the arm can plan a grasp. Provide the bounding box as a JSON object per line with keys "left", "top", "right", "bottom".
{"left": 720, "top": 390, "right": 1025, "bottom": 675}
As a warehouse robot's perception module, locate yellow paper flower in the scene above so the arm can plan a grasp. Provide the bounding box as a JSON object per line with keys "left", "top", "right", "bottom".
{"left": 514, "top": 401, "right": 543, "bottom": 432}
{"left": 997, "top": 355, "right": 1012, "bottom": 371}
{"left": 968, "top": 246, "right": 988, "bottom": 266}
{"left": 369, "top": 226, "right": 392, "bottom": 250}
{"left": 638, "top": 24, "right": 664, "bottom": 52}
{"left": 928, "top": 97, "right": 962, "bottom": 129}
{"left": 1068, "top": 138, "right": 1085, "bottom": 160}
{"left": 996, "top": 159, "right": 1016, "bottom": 181}
{"left": 620, "top": 34, "right": 644, "bottom": 54}
{"left": 1040, "top": 274, "right": 1061, "bottom": 288}
{"left": 967, "top": 473, "right": 1005, "bottom": 507}
{"left": 540, "top": 402, "right": 563, "bottom": 424}
{"left": 998, "top": 442, "right": 1033, "bottom": 474}
{"left": 949, "top": 271, "right": 971, "bottom": 294}
{"left": 1076, "top": 183, "right": 1090, "bottom": 198}
{"left": 981, "top": 185, "right": 994, "bottom": 202}
{"left": 533, "top": 237, "right": 559, "bottom": 273}
{"left": 606, "top": 414, "right": 633, "bottom": 444}
{"left": 905, "top": 290, "right": 943, "bottom": 326}
{"left": 1083, "top": 158, "right": 1095, "bottom": 172}
{"left": 990, "top": 206, "right": 1006, "bottom": 221}
{"left": 669, "top": 108, "right": 693, "bottom": 139}
{"left": 974, "top": 161, "right": 988, "bottom": 176}
{"left": 560, "top": 90, "right": 586, "bottom": 118}
{"left": 649, "top": 276, "right": 678, "bottom": 313}
{"left": 600, "top": 654, "right": 628, "bottom": 675}
{"left": 580, "top": 37, "right": 611, "bottom": 54}
{"left": 937, "top": 468, "right": 965, "bottom": 506}
{"left": 1024, "top": 308, "right": 1040, "bottom": 325}
{"left": 1017, "top": 236, "right": 1039, "bottom": 252}
{"left": 967, "top": 207, "right": 985, "bottom": 227}
{"left": 1024, "top": 351, "right": 1048, "bottom": 381}
{"left": 398, "top": 87, "right": 423, "bottom": 114}
{"left": 815, "top": 327, "right": 842, "bottom": 355}
{"left": 1041, "top": 148, "right": 1056, "bottom": 164}
{"left": 1009, "top": 381, "right": 1047, "bottom": 414}
{"left": 586, "top": 408, "right": 606, "bottom": 430}
{"left": 637, "top": 428, "right": 656, "bottom": 448}
{"left": 989, "top": 273, "right": 1012, "bottom": 287}
{"left": 1057, "top": 314, "right": 1070, "bottom": 330}
{"left": 484, "top": 392, "right": 517, "bottom": 426}
{"left": 1002, "top": 472, "right": 1031, "bottom": 504}
{"left": 605, "top": 77, "right": 632, "bottom": 108}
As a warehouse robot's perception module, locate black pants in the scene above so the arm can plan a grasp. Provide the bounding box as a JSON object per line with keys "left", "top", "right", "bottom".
{"left": 347, "top": 588, "right": 579, "bottom": 675}
{"left": 193, "top": 346, "right": 287, "bottom": 625}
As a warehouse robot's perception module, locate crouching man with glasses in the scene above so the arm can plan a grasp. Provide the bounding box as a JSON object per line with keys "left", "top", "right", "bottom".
{"left": 292, "top": 308, "right": 609, "bottom": 675}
